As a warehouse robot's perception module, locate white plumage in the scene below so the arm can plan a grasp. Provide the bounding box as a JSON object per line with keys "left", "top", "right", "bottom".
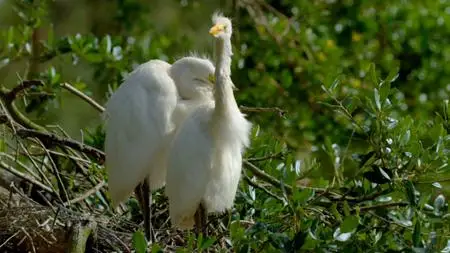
{"left": 166, "top": 13, "right": 252, "bottom": 232}
{"left": 104, "top": 56, "right": 216, "bottom": 239}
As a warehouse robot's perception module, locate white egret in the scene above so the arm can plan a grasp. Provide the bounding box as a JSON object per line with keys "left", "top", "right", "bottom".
{"left": 166, "top": 13, "right": 252, "bottom": 235}
{"left": 104, "top": 56, "right": 216, "bottom": 241}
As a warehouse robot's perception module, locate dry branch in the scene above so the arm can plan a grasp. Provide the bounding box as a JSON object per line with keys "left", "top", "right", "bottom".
{"left": 16, "top": 129, "right": 105, "bottom": 163}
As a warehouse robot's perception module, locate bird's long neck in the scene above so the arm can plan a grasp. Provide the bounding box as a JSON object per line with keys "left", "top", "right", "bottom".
{"left": 213, "top": 37, "right": 238, "bottom": 118}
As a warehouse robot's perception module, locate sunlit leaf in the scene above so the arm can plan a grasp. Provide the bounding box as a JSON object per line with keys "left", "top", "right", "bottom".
{"left": 340, "top": 216, "right": 359, "bottom": 233}
{"left": 132, "top": 231, "right": 147, "bottom": 253}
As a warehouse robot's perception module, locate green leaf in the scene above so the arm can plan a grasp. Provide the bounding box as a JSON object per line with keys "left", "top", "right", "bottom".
{"left": 363, "top": 166, "right": 392, "bottom": 184}
{"left": 374, "top": 88, "right": 381, "bottom": 111}
{"left": 329, "top": 76, "right": 341, "bottom": 92}
{"left": 293, "top": 188, "right": 313, "bottom": 204}
{"left": 132, "top": 230, "right": 147, "bottom": 253}
{"left": 331, "top": 203, "right": 342, "bottom": 222}
{"left": 400, "top": 130, "right": 411, "bottom": 146}
{"left": 199, "top": 237, "right": 216, "bottom": 250}
{"left": 404, "top": 180, "right": 417, "bottom": 207}
{"left": 151, "top": 244, "right": 163, "bottom": 253}
{"left": 343, "top": 201, "right": 351, "bottom": 217}
{"left": 385, "top": 65, "right": 400, "bottom": 83}
{"left": 413, "top": 221, "right": 421, "bottom": 247}
{"left": 101, "top": 34, "right": 112, "bottom": 53}
{"left": 340, "top": 216, "right": 359, "bottom": 233}
{"left": 7, "top": 26, "right": 14, "bottom": 45}
{"left": 358, "top": 151, "right": 375, "bottom": 168}
{"left": 83, "top": 53, "right": 103, "bottom": 63}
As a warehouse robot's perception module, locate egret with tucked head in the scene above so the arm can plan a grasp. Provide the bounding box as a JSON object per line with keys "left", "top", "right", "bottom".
{"left": 166, "top": 13, "right": 252, "bottom": 235}
{"left": 104, "top": 55, "right": 216, "bottom": 241}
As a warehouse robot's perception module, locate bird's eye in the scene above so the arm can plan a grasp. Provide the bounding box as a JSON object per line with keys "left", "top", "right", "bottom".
{"left": 193, "top": 78, "right": 211, "bottom": 85}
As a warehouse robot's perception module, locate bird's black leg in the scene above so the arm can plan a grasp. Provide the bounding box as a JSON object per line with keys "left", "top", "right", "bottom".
{"left": 142, "top": 177, "right": 154, "bottom": 243}
{"left": 200, "top": 203, "right": 207, "bottom": 237}
{"left": 134, "top": 177, "right": 153, "bottom": 243}
{"left": 194, "top": 203, "right": 208, "bottom": 237}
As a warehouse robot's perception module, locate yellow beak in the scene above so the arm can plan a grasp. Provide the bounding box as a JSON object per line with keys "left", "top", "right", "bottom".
{"left": 209, "top": 24, "right": 225, "bottom": 36}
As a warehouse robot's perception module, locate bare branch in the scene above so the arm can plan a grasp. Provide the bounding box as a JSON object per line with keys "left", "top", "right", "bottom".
{"left": 356, "top": 202, "right": 409, "bottom": 212}
{"left": 1, "top": 80, "right": 44, "bottom": 102}
{"left": 240, "top": 106, "right": 286, "bottom": 117}
{"left": 16, "top": 129, "right": 105, "bottom": 163}
{"left": 0, "top": 161, "right": 54, "bottom": 195}
{"left": 60, "top": 82, "right": 105, "bottom": 113}
{"left": 63, "top": 181, "right": 106, "bottom": 207}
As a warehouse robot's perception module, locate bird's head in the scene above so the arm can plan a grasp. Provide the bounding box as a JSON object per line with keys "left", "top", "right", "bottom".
{"left": 209, "top": 12, "right": 232, "bottom": 39}
{"left": 170, "top": 56, "right": 215, "bottom": 100}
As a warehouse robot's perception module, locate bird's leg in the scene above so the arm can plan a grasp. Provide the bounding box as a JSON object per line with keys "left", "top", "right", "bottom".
{"left": 134, "top": 177, "right": 154, "bottom": 243}
{"left": 194, "top": 203, "right": 208, "bottom": 237}
{"left": 142, "top": 177, "right": 155, "bottom": 243}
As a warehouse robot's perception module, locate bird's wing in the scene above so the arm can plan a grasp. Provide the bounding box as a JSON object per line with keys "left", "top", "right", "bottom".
{"left": 165, "top": 105, "right": 214, "bottom": 229}
{"left": 104, "top": 60, "right": 178, "bottom": 206}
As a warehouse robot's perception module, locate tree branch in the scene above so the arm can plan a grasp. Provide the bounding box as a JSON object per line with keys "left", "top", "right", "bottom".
{"left": 63, "top": 181, "right": 106, "bottom": 207}
{"left": 0, "top": 161, "right": 55, "bottom": 196}
{"left": 60, "top": 82, "right": 105, "bottom": 113}
{"left": 356, "top": 202, "right": 409, "bottom": 212}
{"left": 240, "top": 106, "right": 286, "bottom": 117}
{"left": 1, "top": 80, "right": 44, "bottom": 102}
{"left": 0, "top": 80, "right": 46, "bottom": 131}
{"left": 243, "top": 160, "right": 293, "bottom": 194}
{"left": 16, "top": 129, "right": 105, "bottom": 164}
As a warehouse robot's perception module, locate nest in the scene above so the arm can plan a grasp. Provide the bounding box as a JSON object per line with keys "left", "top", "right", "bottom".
{"left": 0, "top": 187, "right": 233, "bottom": 252}
{"left": 0, "top": 187, "right": 135, "bottom": 252}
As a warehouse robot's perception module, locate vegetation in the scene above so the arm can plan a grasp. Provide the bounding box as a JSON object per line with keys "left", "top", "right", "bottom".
{"left": 0, "top": 0, "right": 449, "bottom": 252}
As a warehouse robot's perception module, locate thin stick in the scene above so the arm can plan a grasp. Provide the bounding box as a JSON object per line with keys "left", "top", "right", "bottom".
{"left": 243, "top": 160, "right": 293, "bottom": 194}
{"left": 16, "top": 128, "right": 105, "bottom": 163}
{"left": 356, "top": 202, "right": 409, "bottom": 212}
{"left": 0, "top": 231, "right": 21, "bottom": 249}
{"left": 0, "top": 161, "right": 54, "bottom": 195}
{"left": 242, "top": 172, "right": 284, "bottom": 202}
{"left": 60, "top": 82, "right": 105, "bottom": 113}
{"left": 20, "top": 227, "right": 36, "bottom": 253}
{"left": 63, "top": 181, "right": 106, "bottom": 206}
{"left": 240, "top": 105, "right": 286, "bottom": 117}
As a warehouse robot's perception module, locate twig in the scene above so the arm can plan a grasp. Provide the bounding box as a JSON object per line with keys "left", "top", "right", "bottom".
{"left": 240, "top": 106, "right": 286, "bottom": 117}
{"left": 32, "top": 137, "right": 70, "bottom": 202}
{"left": 58, "top": 83, "right": 285, "bottom": 119}
{"left": 16, "top": 128, "right": 105, "bottom": 163}
{"left": 63, "top": 181, "right": 106, "bottom": 207}
{"left": 0, "top": 230, "right": 21, "bottom": 249}
{"left": 243, "top": 172, "right": 284, "bottom": 202}
{"left": 0, "top": 80, "right": 46, "bottom": 131}
{"left": 20, "top": 227, "right": 37, "bottom": 253}
{"left": 0, "top": 101, "right": 17, "bottom": 133}
{"left": 61, "top": 82, "right": 105, "bottom": 113}
{"left": 415, "top": 178, "right": 450, "bottom": 184}
{"left": 1, "top": 80, "right": 44, "bottom": 102}
{"left": 356, "top": 202, "right": 409, "bottom": 212}
{"left": 0, "top": 161, "right": 55, "bottom": 195}
{"left": 247, "top": 152, "right": 284, "bottom": 162}
{"left": 243, "top": 160, "right": 293, "bottom": 194}
{"left": 0, "top": 153, "right": 40, "bottom": 179}
{"left": 17, "top": 141, "right": 59, "bottom": 195}
{"left": 243, "top": 160, "right": 369, "bottom": 202}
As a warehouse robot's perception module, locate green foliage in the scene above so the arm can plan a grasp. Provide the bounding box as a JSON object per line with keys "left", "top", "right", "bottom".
{"left": 132, "top": 230, "right": 147, "bottom": 253}
{"left": 0, "top": 0, "right": 449, "bottom": 252}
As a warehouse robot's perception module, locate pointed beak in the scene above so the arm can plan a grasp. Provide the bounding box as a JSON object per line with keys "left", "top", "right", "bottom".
{"left": 209, "top": 24, "right": 225, "bottom": 36}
